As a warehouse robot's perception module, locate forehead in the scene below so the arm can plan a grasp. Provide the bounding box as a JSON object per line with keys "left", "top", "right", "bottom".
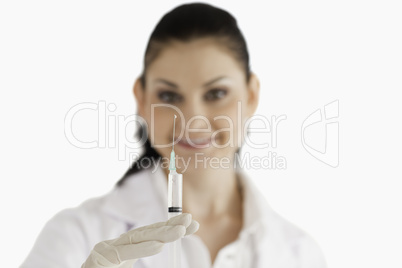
{"left": 146, "top": 38, "right": 245, "bottom": 87}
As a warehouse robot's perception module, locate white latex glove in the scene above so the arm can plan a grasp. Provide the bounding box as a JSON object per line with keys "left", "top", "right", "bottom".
{"left": 81, "top": 213, "right": 199, "bottom": 268}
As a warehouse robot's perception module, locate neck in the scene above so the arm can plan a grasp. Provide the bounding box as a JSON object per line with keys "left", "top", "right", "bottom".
{"left": 163, "top": 164, "right": 243, "bottom": 221}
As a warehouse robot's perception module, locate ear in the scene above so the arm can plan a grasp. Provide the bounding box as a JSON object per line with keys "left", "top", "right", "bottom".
{"left": 246, "top": 72, "right": 260, "bottom": 117}
{"left": 133, "top": 77, "right": 145, "bottom": 117}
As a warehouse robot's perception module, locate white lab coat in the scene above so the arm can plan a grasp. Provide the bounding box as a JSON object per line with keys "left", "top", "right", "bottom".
{"left": 21, "top": 164, "right": 327, "bottom": 268}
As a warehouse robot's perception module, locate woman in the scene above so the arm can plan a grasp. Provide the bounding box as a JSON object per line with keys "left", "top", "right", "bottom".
{"left": 21, "top": 3, "right": 327, "bottom": 268}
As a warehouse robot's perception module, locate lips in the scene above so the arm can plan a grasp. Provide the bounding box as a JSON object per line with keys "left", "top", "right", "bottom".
{"left": 175, "top": 137, "right": 212, "bottom": 148}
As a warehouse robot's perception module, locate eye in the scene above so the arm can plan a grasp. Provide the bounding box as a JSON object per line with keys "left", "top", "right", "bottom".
{"left": 158, "top": 91, "right": 183, "bottom": 103}
{"left": 204, "top": 89, "right": 228, "bottom": 101}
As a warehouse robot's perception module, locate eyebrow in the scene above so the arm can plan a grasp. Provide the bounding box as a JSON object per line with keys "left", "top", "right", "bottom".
{"left": 154, "top": 76, "right": 227, "bottom": 89}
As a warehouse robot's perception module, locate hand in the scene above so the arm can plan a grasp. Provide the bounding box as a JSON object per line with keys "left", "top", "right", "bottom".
{"left": 81, "top": 213, "right": 199, "bottom": 268}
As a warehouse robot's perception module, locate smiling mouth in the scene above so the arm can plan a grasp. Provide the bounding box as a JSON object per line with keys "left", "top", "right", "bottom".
{"left": 174, "top": 137, "right": 212, "bottom": 149}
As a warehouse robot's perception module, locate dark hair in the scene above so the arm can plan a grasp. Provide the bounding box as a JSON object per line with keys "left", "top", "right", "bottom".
{"left": 117, "top": 2, "right": 250, "bottom": 186}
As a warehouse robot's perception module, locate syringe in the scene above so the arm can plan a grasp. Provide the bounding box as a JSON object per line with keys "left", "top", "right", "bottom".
{"left": 168, "top": 114, "right": 183, "bottom": 268}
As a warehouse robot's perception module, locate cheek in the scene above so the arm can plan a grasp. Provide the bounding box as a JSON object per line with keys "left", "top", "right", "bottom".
{"left": 212, "top": 100, "right": 245, "bottom": 147}
{"left": 146, "top": 111, "right": 170, "bottom": 139}
{"left": 144, "top": 110, "right": 172, "bottom": 159}
{"left": 142, "top": 99, "right": 170, "bottom": 141}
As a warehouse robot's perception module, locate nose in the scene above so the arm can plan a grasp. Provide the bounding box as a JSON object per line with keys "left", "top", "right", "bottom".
{"left": 177, "top": 100, "right": 210, "bottom": 135}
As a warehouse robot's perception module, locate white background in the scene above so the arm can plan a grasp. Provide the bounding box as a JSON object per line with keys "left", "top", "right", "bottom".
{"left": 1, "top": 0, "right": 401, "bottom": 267}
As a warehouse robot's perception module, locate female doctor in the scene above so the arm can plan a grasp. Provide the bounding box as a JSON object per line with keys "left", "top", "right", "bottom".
{"left": 21, "top": 3, "right": 327, "bottom": 268}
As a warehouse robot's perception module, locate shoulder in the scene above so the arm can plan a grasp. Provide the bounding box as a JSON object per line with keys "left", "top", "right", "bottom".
{"left": 52, "top": 168, "right": 152, "bottom": 226}
{"left": 21, "top": 170, "right": 156, "bottom": 268}
{"left": 43, "top": 191, "right": 123, "bottom": 240}
{"left": 49, "top": 189, "right": 131, "bottom": 241}
{"left": 21, "top": 191, "right": 128, "bottom": 268}
{"left": 45, "top": 168, "right": 156, "bottom": 236}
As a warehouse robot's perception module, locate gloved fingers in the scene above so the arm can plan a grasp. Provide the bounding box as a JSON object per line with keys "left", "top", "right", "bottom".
{"left": 83, "top": 215, "right": 200, "bottom": 268}
{"left": 184, "top": 219, "right": 199, "bottom": 236}
{"left": 82, "top": 250, "right": 137, "bottom": 268}
{"left": 112, "top": 214, "right": 196, "bottom": 246}
{"left": 129, "top": 213, "right": 190, "bottom": 233}
{"left": 120, "top": 213, "right": 192, "bottom": 238}
{"left": 91, "top": 241, "right": 121, "bottom": 266}
{"left": 132, "top": 221, "right": 166, "bottom": 232}
{"left": 115, "top": 241, "right": 165, "bottom": 262}
{"left": 166, "top": 213, "right": 192, "bottom": 228}
{"left": 93, "top": 240, "right": 166, "bottom": 265}
{"left": 112, "top": 225, "right": 186, "bottom": 246}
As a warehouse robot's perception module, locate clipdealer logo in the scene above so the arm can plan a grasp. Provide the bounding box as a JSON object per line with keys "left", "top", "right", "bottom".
{"left": 63, "top": 99, "right": 340, "bottom": 169}
{"left": 63, "top": 101, "right": 288, "bottom": 170}
{"left": 301, "top": 100, "right": 339, "bottom": 167}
